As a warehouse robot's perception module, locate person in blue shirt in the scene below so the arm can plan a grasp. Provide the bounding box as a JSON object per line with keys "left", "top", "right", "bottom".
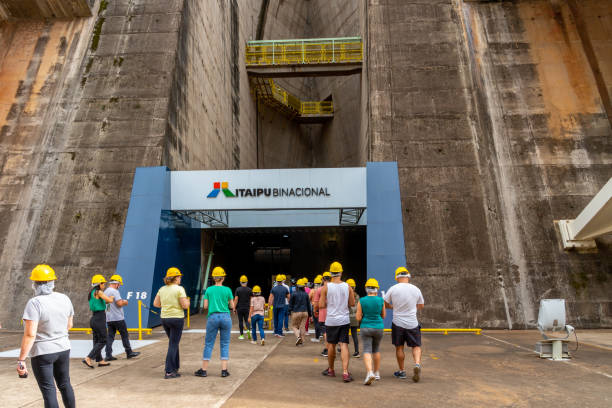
{"left": 268, "top": 275, "right": 289, "bottom": 337}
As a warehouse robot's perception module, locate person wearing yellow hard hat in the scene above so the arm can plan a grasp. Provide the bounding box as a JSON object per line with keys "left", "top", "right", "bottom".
{"left": 153, "top": 267, "right": 190, "bottom": 379}
{"left": 309, "top": 275, "right": 324, "bottom": 343}
{"left": 313, "top": 271, "right": 333, "bottom": 355}
{"left": 83, "top": 274, "right": 115, "bottom": 369}
{"left": 383, "top": 266, "right": 424, "bottom": 383}
{"left": 319, "top": 261, "right": 356, "bottom": 382}
{"left": 196, "top": 266, "right": 234, "bottom": 378}
{"left": 248, "top": 285, "right": 266, "bottom": 346}
{"left": 103, "top": 274, "right": 140, "bottom": 362}
{"left": 268, "top": 274, "right": 289, "bottom": 337}
{"left": 288, "top": 278, "right": 312, "bottom": 346}
{"left": 356, "top": 278, "right": 385, "bottom": 385}
{"left": 233, "top": 275, "right": 252, "bottom": 340}
{"left": 18, "top": 265, "right": 76, "bottom": 408}
{"left": 346, "top": 278, "right": 361, "bottom": 358}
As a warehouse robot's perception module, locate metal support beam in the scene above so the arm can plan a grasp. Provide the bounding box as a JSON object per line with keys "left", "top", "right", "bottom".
{"left": 339, "top": 208, "right": 365, "bottom": 225}
{"left": 174, "top": 210, "right": 229, "bottom": 228}
{"left": 556, "top": 177, "right": 612, "bottom": 251}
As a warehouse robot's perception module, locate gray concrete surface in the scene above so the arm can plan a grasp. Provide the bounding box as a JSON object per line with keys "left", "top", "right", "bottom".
{"left": 0, "top": 314, "right": 282, "bottom": 408}
{"left": 224, "top": 330, "right": 612, "bottom": 408}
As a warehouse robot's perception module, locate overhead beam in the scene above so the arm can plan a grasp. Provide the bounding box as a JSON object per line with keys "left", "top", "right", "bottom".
{"left": 247, "top": 63, "right": 362, "bottom": 78}
{"left": 557, "top": 177, "right": 612, "bottom": 251}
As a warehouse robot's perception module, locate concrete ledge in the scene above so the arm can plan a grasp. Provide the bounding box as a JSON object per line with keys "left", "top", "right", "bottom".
{"left": 0, "top": 0, "right": 91, "bottom": 21}
{"left": 247, "top": 63, "right": 362, "bottom": 77}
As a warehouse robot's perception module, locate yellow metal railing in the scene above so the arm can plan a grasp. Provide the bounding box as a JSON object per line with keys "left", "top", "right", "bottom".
{"left": 251, "top": 78, "right": 334, "bottom": 119}
{"left": 246, "top": 37, "right": 362, "bottom": 66}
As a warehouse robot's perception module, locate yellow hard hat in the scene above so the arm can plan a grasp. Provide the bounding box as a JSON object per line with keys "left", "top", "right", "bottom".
{"left": 302, "top": 277, "right": 308, "bottom": 284}
{"left": 30, "top": 264, "right": 57, "bottom": 282}
{"left": 275, "top": 274, "right": 284, "bottom": 282}
{"left": 109, "top": 274, "right": 123, "bottom": 284}
{"left": 239, "top": 275, "right": 248, "bottom": 283}
{"left": 212, "top": 266, "right": 226, "bottom": 277}
{"left": 253, "top": 285, "right": 261, "bottom": 293}
{"left": 322, "top": 271, "right": 332, "bottom": 278}
{"left": 329, "top": 261, "right": 343, "bottom": 274}
{"left": 91, "top": 274, "right": 106, "bottom": 285}
{"left": 365, "top": 278, "right": 379, "bottom": 289}
{"left": 166, "top": 267, "right": 182, "bottom": 278}
{"left": 296, "top": 278, "right": 307, "bottom": 287}
{"left": 314, "top": 276, "right": 322, "bottom": 284}
{"left": 346, "top": 278, "right": 356, "bottom": 288}
{"left": 395, "top": 266, "right": 411, "bottom": 280}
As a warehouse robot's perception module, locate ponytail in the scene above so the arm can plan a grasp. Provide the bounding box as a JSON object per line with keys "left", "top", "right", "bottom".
{"left": 88, "top": 284, "right": 101, "bottom": 300}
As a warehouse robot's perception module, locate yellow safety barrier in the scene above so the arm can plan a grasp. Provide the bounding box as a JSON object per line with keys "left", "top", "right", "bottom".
{"left": 251, "top": 78, "right": 334, "bottom": 120}
{"left": 69, "top": 328, "right": 152, "bottom": 335}
{"left": 378, "top": 328, "right": 482, "bottom": 335}
{"left": 186, "top": 298, "right": 190, "bottom": 329}
{"left": 246, "top": 37, "right": 363, "bottom": 66}
{"left": 263, "top": 304, "right": 273, "bottom": 329}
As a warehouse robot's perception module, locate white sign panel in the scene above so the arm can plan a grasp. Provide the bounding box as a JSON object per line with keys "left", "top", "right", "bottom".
{"left": 171, "top": 168, "right": 366, "bottom": 210}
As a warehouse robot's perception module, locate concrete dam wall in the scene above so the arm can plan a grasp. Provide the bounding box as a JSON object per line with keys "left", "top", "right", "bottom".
{"left": 0, "top": 0, "right": 610, "bottom": 329}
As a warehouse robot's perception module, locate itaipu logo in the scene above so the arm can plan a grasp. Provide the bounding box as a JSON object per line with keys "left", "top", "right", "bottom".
{"left": 206, "top": 181, "right": 330, "bottom": 199}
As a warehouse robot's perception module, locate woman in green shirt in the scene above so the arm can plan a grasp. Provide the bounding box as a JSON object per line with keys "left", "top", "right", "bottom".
{"left": 153, "top": 267, "right": 190, "bottom": 379}
{"left": 356, "top": 278, "right": 386, "bottom": 385}
{"left": 83, "top": 274, "right": 114, "bottom": 368}
{"left": 194, "top": 266, "right": 234, "bottom": 378}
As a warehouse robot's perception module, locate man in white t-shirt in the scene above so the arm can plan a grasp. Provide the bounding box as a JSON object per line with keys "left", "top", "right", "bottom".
{"left": 384, "top": 266, "right": 425, "bottom": 383}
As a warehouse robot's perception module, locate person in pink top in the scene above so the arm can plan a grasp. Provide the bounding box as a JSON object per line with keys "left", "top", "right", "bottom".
{"left": 249, "top": 285, "right": 266, "bottom": 346}
{"left": 304, "top": 278, "right": 311, "bottom": 334}
{"left": 314, "top": 272, "right": 331, "bottom": 356}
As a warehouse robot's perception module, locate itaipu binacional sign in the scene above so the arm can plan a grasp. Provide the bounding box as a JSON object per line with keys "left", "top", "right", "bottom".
{"left": 171, "top": 168, "right": 367, "bottom": 211}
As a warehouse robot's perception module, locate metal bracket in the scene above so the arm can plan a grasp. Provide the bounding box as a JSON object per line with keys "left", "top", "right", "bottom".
{"left": 556, "top": 220, "right": 597, "bottom": 252}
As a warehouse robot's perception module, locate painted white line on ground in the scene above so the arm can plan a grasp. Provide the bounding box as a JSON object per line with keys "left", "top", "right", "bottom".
{"left": 482, "top": 333, "right": 612, "bottom": 379}
{"left": 0, "top": 339, "right": 159, "bottom": 359}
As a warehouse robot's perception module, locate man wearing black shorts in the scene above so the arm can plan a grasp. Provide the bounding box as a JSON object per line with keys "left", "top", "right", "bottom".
{"left": 319, "top": 262, "right": 355, "bottom": 382}
{"left": 384, "top": 267, "right": 425, "bottom": 382}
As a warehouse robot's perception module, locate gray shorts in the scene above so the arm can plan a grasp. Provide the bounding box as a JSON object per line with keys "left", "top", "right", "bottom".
{"left": 360, "top": 327, "right": 384, "bottom": 354}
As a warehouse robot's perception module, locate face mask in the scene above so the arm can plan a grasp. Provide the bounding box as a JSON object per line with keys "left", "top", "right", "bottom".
{"left": 32, "top": 281, "right": 55, "bottom": 296}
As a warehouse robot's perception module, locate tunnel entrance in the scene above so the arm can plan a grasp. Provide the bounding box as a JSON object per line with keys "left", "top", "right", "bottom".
{"left": 207, "top": 226, "right": 366, "bottom": 298}
{"left": 115, "top": 164, "right": 406, "bottom": 328}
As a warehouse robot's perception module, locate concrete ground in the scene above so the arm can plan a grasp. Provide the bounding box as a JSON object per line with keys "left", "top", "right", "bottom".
{"left": 1, "top": 322, "right": 610, "bottom": 407}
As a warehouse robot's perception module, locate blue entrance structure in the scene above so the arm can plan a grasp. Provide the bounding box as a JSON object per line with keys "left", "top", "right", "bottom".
{"left": 115, "top": 163, "right": 405, "bottom": 328}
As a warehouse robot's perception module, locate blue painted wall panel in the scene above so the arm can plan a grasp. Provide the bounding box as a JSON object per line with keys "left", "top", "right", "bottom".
{"left": 115, "top": 167, "right": 169, "bottom": 328}
{"left": 366, "top": 162, "right": 407, "bottom": 328}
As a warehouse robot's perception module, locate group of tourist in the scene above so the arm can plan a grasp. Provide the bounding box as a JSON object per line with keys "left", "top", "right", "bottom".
{"left": 17, "top": 261, "right": 424, "bottom": 406}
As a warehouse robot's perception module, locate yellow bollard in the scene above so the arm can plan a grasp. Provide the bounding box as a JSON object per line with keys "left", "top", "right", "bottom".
{"left": 138, "top": 300, "right": 143, "bottom": 341}
{"left": 187, "top": 297, "right": 190, "bottom": 328}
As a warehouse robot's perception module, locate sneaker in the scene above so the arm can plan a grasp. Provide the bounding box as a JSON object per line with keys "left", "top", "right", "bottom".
{"left": 221, "top": 370, "right": 230, "bottom": 378}
{"left": 296, "top": 337, "right": 303, "bottom": 346}
{"left": 261, "top": 339, "right": 265, "bottom": 346}
{"left": 310, "top": 338, "right": 320, "bottom": 343}
{"left": 393, "top": 370, "right": 407, "bottom": 379}
{"left": 250, "top": 341, "right": 257, "bottom": 345}
{"left": 321, "top": 349, "right": 328, "bottom": 357}
{"left": 238, "top": 335, "right": 244, "bottom": 340}
{"left": 247, "top": 331, "right": 252, "bottom": 340}
{"left": 126, "top": 352, "right": 140, "bottom": 359}
{"left": 104, "top": 356, "right": 117, "bottom": 361}
{"left": 322, "top": 368, "right": 335, "bottom": 377}
{"left": 353, "top": 352, "right": 361, "bottom": 358}
{"left": 343, "top": 372, "right": 354, "bottom": 383}
{"left": 364, "top": 372, "right": 376, "bottom": 385}
{"left": 97, "top": 361, "right": 110, "bottom": 367}
{"left": 194, "top": 369, "right": 207, "bottom": 377}
{"left": 374, "top": 372, "right": 380, "bottom": 381}
{"left": 412, "top": 365, "right": 421, "bottom": 383}
{"left": 164, "top": 372, "right": 180, "bottom": 379}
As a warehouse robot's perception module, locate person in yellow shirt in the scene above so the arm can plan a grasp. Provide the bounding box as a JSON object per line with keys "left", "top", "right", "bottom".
{"left": 153, "top": 267, "right": 190, "bottom": 379}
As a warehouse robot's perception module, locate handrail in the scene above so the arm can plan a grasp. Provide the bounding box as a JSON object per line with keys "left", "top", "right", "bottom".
{"left": 251, "top": 78, "right": 333, "bottom": 119}
{"left": 246, "top": 37, "right": 362, "bottom": 66}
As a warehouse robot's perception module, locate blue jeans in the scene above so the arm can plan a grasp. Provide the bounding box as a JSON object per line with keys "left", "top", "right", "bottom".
{"left": 203, "top": 313, "right": 231, "bottom": 361}
{"left": 273, "top": 306, "right": 286, "bottom": 335}
{"left": 251, "top": 314, "right": 265, "bottom": 341}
